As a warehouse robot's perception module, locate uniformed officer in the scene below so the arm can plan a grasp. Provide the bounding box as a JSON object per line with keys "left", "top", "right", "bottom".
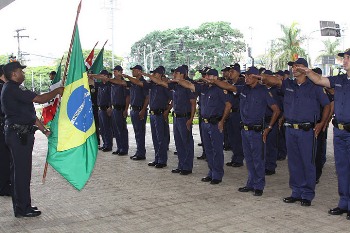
{"left": 262, "top": 58, "right": 330, "bottom": 206}
{"left": 176, "top": 69, "right": 232, "bottom": 184}
{"left": 123, "top": 67, "right": 172, "bottom": 167}
{"left": 212, "top": 66, "right": 280, "bottom": 194}
{"left": 98, "top": 65, "right": 149, "bottom": 160}
{"left": 221, "top": 66, "right": 232, "bottom": 151}
{"left": 225, "top": 63, "right": 245, "bottom": 168}
{"left": 110, "top": 65, "right": 130, "bottom": 156}
{"left": 0, "top": 65, "right": 11, "bottom": 197}
{"left": 296, "top": 49, "right": 350, "bottom": 218}
{"left": 96, "top": 70, "right": 113, "bottom": 152}
{"left": 1, "top": 61, "right": 64, "bottom": 217}
{"left": 148, "top": 66, "right": 196, "bottom": 175}
{"left": 88, "top": 72, "right": 101, "bottom": 147}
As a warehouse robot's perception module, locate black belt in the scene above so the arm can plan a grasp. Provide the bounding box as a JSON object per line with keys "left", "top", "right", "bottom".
{"left": 5, "top": 124, "right": 38, "bottom": 145}
{"left": 172, "top": 112, "right": 191, "bottom": 118}
{"left": 201, "top": 116, "right": 222, "bottom": 125}
{"left": 230, "top": 108, "right": 239, "bottom": 113}
{"left": 150, "top": 109, "right": 165, "bottom": 115}
{"left": 98, "top": 105, "right": 109, "bottom": 111}
{"left": 241, "top": 122, "right": 262, "bottom": 132}
{"left": 265, "top": 116, "right": 272, "bottom": 123}
{"left": 112, "top": 104, "right": 125, "bottom": 110}
{"left": 284, "top": 122, "right": 314, "bottom": 131}
{"left": 332, "top": 119, "right": 350, "bottom": 132}
{"left": 131, "top": 105, "right": 142, "bottom": 111}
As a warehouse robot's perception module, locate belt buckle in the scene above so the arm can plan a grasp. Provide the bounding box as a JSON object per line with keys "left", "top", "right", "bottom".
{"left": 98, "top": 107, "right": 101, "bottom": 111}
{"left": 174, "top": 113, "right": 177, "bottom": 117}
{"left": 338, "top": 124, "right": 344, "bottom": 130}
{"left": 204, "top": 119, "right": 209, "bottom": 123}
{"left": 293, "top": 124, "right": 299, "bottom": 129}
{"left": 111, "top": 105, "right": 115, "bottom": 109}
{"left": 151, "top": 111, "right": 155, "bottom": 115}
{"left": 244, "top": 125, "right": 248, "bottom": 131}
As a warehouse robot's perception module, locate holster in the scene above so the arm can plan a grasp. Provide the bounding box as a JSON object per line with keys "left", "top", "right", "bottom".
{"left": 9, "top": 124, "right": 38, "bottom": 145}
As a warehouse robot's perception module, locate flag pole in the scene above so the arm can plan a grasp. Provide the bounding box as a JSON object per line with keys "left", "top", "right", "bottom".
{"left": 42, "top": 0, "right": 83, "bottom": 184}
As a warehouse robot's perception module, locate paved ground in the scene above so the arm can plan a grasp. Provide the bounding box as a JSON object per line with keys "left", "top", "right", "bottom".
{"left": 0, "top": 124, "right": 349, "bottom": 233}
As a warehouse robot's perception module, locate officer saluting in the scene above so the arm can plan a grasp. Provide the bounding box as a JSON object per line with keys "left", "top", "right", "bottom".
{"left": 1, "top": 62, "right": 63, "bottom": 217}
{"left": 297, "top": 49, "right": 350, "bottom": 219}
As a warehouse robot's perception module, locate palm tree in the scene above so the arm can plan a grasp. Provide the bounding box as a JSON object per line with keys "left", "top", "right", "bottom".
{"left": 274, "top": 22, "right": 307, "bottom": 70}
{"left": 315, "top": 39, "right": 341, "bottom": 63}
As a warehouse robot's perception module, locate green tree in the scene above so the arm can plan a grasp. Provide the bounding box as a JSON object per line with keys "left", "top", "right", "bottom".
{"left": 275, "top": 22, "right": 306, "bottom": 70}
{"left": 129, "top": 22, "right": 246, "bottom": 74}
{"left": 315, "top": 39, "right": 341, "bottom": 63}
{"left": 0, "top": 54, "right": 9, "bottom": 64}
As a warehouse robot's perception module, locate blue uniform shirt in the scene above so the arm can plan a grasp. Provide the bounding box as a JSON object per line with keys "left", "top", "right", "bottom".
{"left": 237, "top": 83, "right": 276, "bottom": 125}
{"left": 96, "top": 82, "right": 111, "bottom": 107}
{"left": 126, "top": 77, "right": 149, "bottom": 107}
{"left": 265, "top": 86, "right": 283, "bottom": 118}
{"left": 111, "top": 79, "right": 129, "bottom": 106}
{"left": 1, "top": 80, "right": 37, "bottom": 125}
{"left": 194, "top": 83, "right": 228, "bottom": 119}
{"left": 168, "top": 82, "right": 196, "bottom": 114}
{"left": 228, "top": 78, "right": 245, "bottom": 110}
{"left": 281, "top": 78, "right": 330, "bottom": 123}
{"left": 0, "top": 80, "right": 5, "bottom": 118}
{"left": 328, "top": 74, "right": 350, "bottom": 123}
{"left": 143, "top": 81, "right": 172, "bottom": 110}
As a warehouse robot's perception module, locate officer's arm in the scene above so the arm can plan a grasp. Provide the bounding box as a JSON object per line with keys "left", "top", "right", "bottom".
{"left": 176, "top": 79, "right": 195, "bottom": 92}
{"left": 301, "top": 68, "right": 331, "bottom": 88}
{"left": 212, "top": 79, "right": 237, "bottom": 92}
{"left": 142, "top": 96, "right": 149, "bottom": 112}
{"left": 260, "top": 74, "right": 282, "bottom": 88}
{"left": 221, "top": 101, "right": 232, "bottom": 123}
{"left": 122, "top": 74, "right": 143, "bottom": 87}
{"left": 35, "top": 117, "right": 50, "bottom": 136}
{"left": 147, "top": 74, "right": 168, "bottom": 88}
{"left": 268, "top": 104, "right": 281, "bottom": 128}
{"left": 189, "top": 99, "right": 196, "bottom": 123}
{"left": 33, "top": 87, "right": 64, "bottom": 104}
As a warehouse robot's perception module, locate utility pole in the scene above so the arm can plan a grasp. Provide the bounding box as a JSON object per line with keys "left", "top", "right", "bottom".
{"left": 103, "top": 0, "right": 118, "bottom": 68}
{"left": 13, "top": 28, "right": 29, "bottom": 64}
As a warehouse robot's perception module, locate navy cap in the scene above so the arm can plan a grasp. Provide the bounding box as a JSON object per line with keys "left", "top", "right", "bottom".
{"left": 157, "top": 66, "right": 166, "bottom": 73}
{"left": 338, "top": 48, "right": 350, "bottom": 57}
{"left": 284, "top": 70, "right": 290, "bottom": 75}
{"left": 245, "top": 66, "right": 259, "bottom": 75}
{"left": 230, "top": 63, "right": 240, "bottom": 73}
{"left": 312, "top": 67, "right": 322, "bottom": 75}
{"left": 130, "top": 65, "right": 143, "bottom": 71}
{"left": 113, "top": 65, "right": 123, "bottom": 71}
{"left": 207, "top": 69, "right": 219, "bottom": 76}
{"left": 3, "top": 61, "right": 26, "bottom": 74}
{"left": 288, "top": 58, "right": 308, "bottom": 67}
{"left": 258, "top": 67, "right": 266, "bottom": 74}
{"left": 181, "top": 64, "right": 189, "bottom": 72}
{"left": 221, "top": 67, "right": 230, "bottom": 72}
{"left": 174, "top": 66, "right": 186, "bottom": 75}
{"left": 99, "top": 69, "right": 109, "bottom": 75}
{"left": 262, "top": 70, "right": 273, "bottom": 75}
{"left": 274, "top": 70, "right": 285, "bottom": 76}
{"left": 150, "top": 67, "right": 164, "bottom": 75}
{"left": 199, "top": 66, "right": 211, "bottom": 74}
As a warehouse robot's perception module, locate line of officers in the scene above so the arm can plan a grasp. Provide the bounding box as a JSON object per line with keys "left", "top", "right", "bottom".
{"left": 89, "top": 48, "right": 350, "bottom": 220}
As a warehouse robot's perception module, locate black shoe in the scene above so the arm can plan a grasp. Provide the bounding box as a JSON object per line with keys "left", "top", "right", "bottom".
{"left": 232, "top": 162, "right": 243, "bottom": 167}
{"left": 253, "top": 189, "right": 263, "bottom": 196}
{"left": 148, "top": 161, "right": 157, "bottom": 166}
{"left": 0, "top": 192, "right": 11, "bottom": 197}
{"left": 223, "top": 146, "right": 231, "bottom": 151}
{"left": 112, "top": 149, "right": 121, "bottom": 154}
{"left": 102, "top": 148, "right": 112, "bottom": 152}
{"left": 226, "top": 161, "right": 234, "bottom": 166}
{"left": 132, "top": 156, "right": 146, "bottom": 161}
{"left": 277, "top": 157, "right": 286, "bottom": 161}
{"left": 210, "top": 179, "right": 222, "bottom": 185}
{"left": 201, "top": 176, "right": 212, "bottom": 182}
{"left": 347, "top": 212, "right": 350, "bottom": 220}
{"left": 328, "top": 207, "right": 347, "bottom": 215}
{"left": 173, "top": 151, "right": 178, "bottom": 155}
{"left": 180, "top": 170, "right": 192, "bottom": 175}
{"left": 171, "top": 168, "right": 181, "bottom": 173}
{"left": 197, "top": 154, "right": 206, "bottom": 160}
{"left": 118, "top": 152, "right": 128, "bottom": 156}
{"left": 238, "top": 186, "right": 254, "bottom": 192}
{"left": 301, "top": 199, "right": 311, "bottom": 207}
{"left": 283, "top": 196, "right": 301, "bottom": 203}
{"left": 265, "top": 169, "right": 276, "bottom": 175}
{"left": 316, "top": 179, "right": 320, "bottom": 184}
{"left": 15, "top": 209, "right": 41, "bottom": 218}
{"left": 98, "top": 146, "right": 104, "bottom": 150}
{"left": 198, "top": 143, "right": 203, "bottom": 146}
{"left": 155, "top": 163, "right": 167, "bottom": 168}
{"left": 31, "top": 206, "right": 38, "bottom": 210}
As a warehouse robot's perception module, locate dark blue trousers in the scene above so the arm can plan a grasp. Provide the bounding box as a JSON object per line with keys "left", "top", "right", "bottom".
{"left": 173, "top": 117, "right": 194, "bottom": 171}
{"left": 277, "top": 125, "right": 287, "bottom": 160}
{"left": 241, "top": 130, "right": 265, "bottom": 190}
{"left": 333, "top": 128, "right": 350, "bottom": 210}
{"left": 150, "top": 114, "right": 168, "bottom": 164}
{"left": 227, "top": 112, "right": 244, "bottom": 164}
{"left": 201, "top": 122, "right": 224, "bottom": 180}
{"left": 130, "top": 109, "right": 147, "bottom": 157}
{"left": 285, "top": 128, "right": 315, "bottom": 201}
{"left": 111, "top": 109, "right": 128, "bottom": 153}
{"left": 265, "top": 123, "right": 278, "bottom": 171}
{"left": 5, "top": 128, "right": 34, "bottom": 216}
{"left": 0, "top": 129, "right": 11, "bottom": 195}
{"left": 98, "top": 110, "right": 113, "bottom": 149}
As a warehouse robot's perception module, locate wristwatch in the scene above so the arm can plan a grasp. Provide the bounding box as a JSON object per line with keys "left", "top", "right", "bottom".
{"left": 267, "top": 125, "right": 272, "bottom": 129}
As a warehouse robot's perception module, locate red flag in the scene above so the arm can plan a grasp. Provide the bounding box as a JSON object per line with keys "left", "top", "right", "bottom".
{"left": 42, "top": 98, "right": 59, "bottom": 125}
{"left": 85, "top": 41, "right": 98, "bottom": 69}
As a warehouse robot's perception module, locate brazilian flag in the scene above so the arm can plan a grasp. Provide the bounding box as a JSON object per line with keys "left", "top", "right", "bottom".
{"left": 47, "top": 26, "right": 98, "bottom": 190}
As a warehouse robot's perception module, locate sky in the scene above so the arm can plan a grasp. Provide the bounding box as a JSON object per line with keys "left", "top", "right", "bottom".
{"left": 0, "top": 0, "right": 348, "bottom": 67}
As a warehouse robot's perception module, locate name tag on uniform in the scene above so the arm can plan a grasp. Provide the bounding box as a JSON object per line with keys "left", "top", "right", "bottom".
{"left": 286, "top": 88, "right": 294, "bottom": 92}
{"left": 240, "top": 93, "right": 246, "bottom": 98}
{"left": 335, "top": 84, "right": 342, "bottom": 87}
